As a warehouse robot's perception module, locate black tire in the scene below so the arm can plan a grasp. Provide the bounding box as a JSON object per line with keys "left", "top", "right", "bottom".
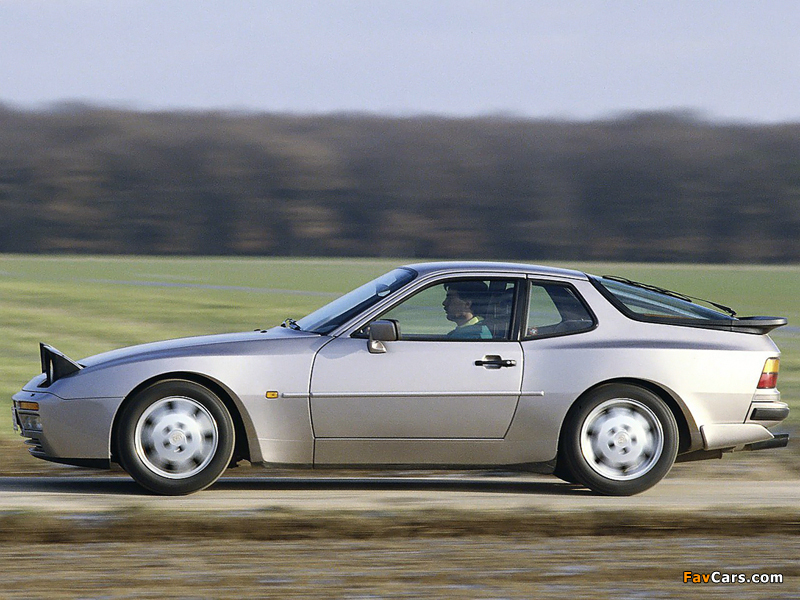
{"left": 560, "top": 384, "right": 678, "bottom": 496}
{"left": 552, "top": 460, "right": 579, "bottom": 485}
{"left": 116, "top": 380, "right": 235, "bottom": 495}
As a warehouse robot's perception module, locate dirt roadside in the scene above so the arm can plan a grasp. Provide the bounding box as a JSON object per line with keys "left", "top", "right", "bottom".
{"left": 2, "top": 535, "right": 797, "bottom": 600}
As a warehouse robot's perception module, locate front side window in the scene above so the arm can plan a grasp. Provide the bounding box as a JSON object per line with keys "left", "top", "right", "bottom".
{"left": 525, "top": 282, "right": 595, "bottom": 338}
{"left": 376, "top": 278, "right": 518, "bottom": 341}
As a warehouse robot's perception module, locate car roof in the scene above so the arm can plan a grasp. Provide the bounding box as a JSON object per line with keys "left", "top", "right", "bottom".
{"left": 402, "top": 261, "right": 588, "bottom": 280}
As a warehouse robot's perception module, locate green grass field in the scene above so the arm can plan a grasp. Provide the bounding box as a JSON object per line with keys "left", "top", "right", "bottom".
{"left": 2, "top": 255, "right": 798, "bottom": 443}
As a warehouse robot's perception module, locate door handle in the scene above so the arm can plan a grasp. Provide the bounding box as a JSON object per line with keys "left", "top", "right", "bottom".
{"left": 474, "top": 355, "right": 517, "bottom": 368}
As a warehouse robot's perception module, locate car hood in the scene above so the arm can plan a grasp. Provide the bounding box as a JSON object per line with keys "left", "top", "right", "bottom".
{"left": 79, "top": 327, "right": 321, "bottom": 369}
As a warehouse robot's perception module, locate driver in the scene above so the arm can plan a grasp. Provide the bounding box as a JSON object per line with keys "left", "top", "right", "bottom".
{"left": 443, "top": 282, "right": 492, "bottom": 339}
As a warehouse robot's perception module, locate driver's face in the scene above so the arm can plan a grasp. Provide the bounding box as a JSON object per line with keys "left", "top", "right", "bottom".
{"left": 443, "top": 289, "right": 471, "bottom": 322}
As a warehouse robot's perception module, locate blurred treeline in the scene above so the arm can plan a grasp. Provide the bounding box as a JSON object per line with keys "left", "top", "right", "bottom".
{"left": 1, "top": 105, "right": 799, "bottom": 262}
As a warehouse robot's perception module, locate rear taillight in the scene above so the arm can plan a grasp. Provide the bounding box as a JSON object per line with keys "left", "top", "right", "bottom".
{"left": 757, "top": 358, "right": 779, "bottom": 389}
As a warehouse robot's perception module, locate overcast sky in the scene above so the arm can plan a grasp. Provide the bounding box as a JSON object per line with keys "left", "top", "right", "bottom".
{"left": 1, "top": 0, "right": 798, "bottom": 122}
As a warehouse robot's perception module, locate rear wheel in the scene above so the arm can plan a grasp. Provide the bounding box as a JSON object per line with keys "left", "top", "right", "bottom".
{"left": 560, "top": 384, "right": 678, "bottom": 495}
{"left": 117, "top": 380, "right": 235, "bottom": 495}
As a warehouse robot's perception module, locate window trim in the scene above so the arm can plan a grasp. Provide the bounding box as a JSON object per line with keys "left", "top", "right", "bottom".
{"left": 521, "top": 278, "right": 598, "bottom": 341}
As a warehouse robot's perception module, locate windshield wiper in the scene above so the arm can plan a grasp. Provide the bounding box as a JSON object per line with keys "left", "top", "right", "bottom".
{"left": 281, "top": 318, "right": 302, "bottom": 330}
{"left": 602, "top": 276, "right": 737, "bottom": 317}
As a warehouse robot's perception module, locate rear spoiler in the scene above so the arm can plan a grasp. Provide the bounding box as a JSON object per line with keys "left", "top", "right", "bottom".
{"left": 729, "top": 317, "right": 787, "bottom": 335}
{"left": 40, "top": 343, "right": 83, "bottom": 386}
{"left": 660, "top": 316, "right": 788, "bottom": 335}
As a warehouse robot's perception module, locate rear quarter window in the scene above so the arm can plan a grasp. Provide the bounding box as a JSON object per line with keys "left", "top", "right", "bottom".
{"left": 525, "top": 282, "right": 595, "bottom": 339}
{"left": 594, "top": 277, "right": 735, "bottom": 322}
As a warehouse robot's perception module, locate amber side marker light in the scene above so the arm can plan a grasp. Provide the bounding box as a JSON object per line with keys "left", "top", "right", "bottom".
{"left": 17, "top": 401, "right": 40, "bottom": 411}
{"left": 757, "top": 358, "right": 779, "bottom": 389}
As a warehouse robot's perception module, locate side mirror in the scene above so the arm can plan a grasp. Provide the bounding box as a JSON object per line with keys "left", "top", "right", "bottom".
{"left": 368, "top": 320, "right": 399, "bottom": 354}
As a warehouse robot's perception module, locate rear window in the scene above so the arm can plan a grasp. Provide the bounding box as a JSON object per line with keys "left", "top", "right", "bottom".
{"left": 594, "top": 277, "right": 735, "bottom": 322}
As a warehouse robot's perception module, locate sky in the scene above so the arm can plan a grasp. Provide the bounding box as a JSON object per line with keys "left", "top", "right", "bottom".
{"left": 1, "top": 0, "right": 798, "bottom": 122}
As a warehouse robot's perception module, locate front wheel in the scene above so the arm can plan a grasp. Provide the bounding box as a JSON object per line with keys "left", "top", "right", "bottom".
{"left": 116, "top": 380, "right": 235, "bottom": 495}
{"left": 560, "top": 384, "right": 678, "bottom": 496}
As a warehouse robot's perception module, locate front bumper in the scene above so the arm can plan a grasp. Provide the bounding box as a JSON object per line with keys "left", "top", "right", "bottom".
{"left": 12, "top": 398, "right": 50, "bottom": 463}
{"left": 12, "top": 389, "right": 118, "bottom": 467}
{"left": 12, "top": 400, "right": 111, "bottom": 469}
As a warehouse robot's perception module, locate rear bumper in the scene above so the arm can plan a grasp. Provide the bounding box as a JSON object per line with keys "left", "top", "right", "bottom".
{"left": 746, "top": 392, "right": 789, "bottom": 428}
{"left": 749, "top": 405, "right": 790, "bottom": 422}
{"left": 701, "top": 423, "right": 788, "bottom": 451}
{"left": 743, "top": 433, "right": 789, "bottom": 452}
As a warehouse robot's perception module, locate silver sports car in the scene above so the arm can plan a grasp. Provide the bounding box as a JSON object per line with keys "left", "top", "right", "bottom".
{"left": 12, "top": 262, "right": 790, "bottom": 495}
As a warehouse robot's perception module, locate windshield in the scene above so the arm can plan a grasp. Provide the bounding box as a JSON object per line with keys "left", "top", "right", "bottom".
{"left": 595, "top": 276, "right": 735, "bottom": 321}
{"left": 296, "top": 267, "right": 417, "bottom": 334}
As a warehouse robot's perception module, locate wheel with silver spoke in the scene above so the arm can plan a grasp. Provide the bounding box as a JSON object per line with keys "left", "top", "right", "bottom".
{"left": 560, "top": 384, "right": 678, "bottom": 496}
{"left": 135, "top": 397, "right": 219, "bottom": 479}
{"left": 117, "top": 380, "right": 234, "bottom": 495}
{"left": 580, "top": 398, "right": 664, "bottom": 481}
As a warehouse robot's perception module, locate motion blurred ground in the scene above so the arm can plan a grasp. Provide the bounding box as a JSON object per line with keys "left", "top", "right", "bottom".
{"left": 0, "top": 470, "right": 796, "bottom": 599}
{"left": 1, "top": 535, "right": 794, "bottom": 599}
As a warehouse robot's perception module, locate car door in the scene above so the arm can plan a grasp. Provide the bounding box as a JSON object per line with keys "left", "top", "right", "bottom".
{"left": 309, "top": 277, "right": 523, "bottom": 439}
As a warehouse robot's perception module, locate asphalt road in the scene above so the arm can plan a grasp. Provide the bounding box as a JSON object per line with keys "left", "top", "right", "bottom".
{"left": 0, "top": 471, "right": 796, "bottom": 514}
